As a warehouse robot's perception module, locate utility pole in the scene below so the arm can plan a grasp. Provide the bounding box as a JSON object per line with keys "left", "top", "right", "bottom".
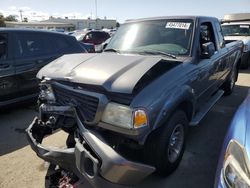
{"left": 19, "top": 10, "right": 23, "bottom": 22}
{"left": 95, "top": 0, "right": 97, "bottom": 29}
{"left": 95, "top": 0, "right": 97, "bottom": 19}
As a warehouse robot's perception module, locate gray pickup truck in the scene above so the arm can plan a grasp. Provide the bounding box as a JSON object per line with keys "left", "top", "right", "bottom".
{"left": 27, "top": 16, "right": 243, "bottom": 187}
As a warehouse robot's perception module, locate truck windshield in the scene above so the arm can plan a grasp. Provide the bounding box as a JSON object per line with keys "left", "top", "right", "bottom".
{"left": 222, "top": 25, "right": 250, "bottom": 36}
{"left": 106, "top": 19, "right": 194, "bottom": 56}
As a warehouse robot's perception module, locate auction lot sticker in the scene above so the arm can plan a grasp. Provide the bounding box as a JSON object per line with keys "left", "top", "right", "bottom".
{"left": 166, "top": 22, "right": 191, "bottom": 30}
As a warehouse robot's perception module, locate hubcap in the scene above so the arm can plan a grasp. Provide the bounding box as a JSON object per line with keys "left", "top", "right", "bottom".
{"left": 167, "top": 124, "right": 185, "bottom": 163}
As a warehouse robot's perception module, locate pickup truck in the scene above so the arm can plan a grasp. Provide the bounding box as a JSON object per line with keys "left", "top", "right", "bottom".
{"left": 221, "top": 13, "right": 250, "bottom": 68}
{"left": 26, "top": 16, "right": 243, "bottom": 187}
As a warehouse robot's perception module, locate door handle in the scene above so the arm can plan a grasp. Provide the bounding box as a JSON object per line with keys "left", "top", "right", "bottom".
{"left": 0, "top": 64, "right": 10, "bottom": 69}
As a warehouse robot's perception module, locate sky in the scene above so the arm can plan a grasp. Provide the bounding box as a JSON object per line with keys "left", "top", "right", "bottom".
{"left": 0, "top": 0, "right": 249, "bottom": 23}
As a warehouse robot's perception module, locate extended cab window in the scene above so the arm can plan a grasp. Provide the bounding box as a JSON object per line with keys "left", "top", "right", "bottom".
{"left": 16, "top": 33, "right": 54, "bottom": 58}
{"left": 215, "top": 22, "right": 225, "bottom": 48}
{"left": 0, "top": 34, "right": 8, "bottom": 60}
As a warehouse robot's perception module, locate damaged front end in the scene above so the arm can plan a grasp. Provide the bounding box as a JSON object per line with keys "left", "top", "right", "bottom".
{"left": 26, "top": 101, "right": 155, "bottom": 187}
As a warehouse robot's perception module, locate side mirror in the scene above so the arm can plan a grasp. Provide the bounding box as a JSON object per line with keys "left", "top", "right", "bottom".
{"left": 201, "top": 42, "right": 215, "bottom": 59}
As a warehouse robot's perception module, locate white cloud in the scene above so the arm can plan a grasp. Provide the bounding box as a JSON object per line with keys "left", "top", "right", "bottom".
{"left": 0, "top": 6, "right": 101, "bottom": 21}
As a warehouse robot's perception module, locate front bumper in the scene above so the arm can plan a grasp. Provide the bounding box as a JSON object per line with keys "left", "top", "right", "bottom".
{"left": 26, "top": 116, "right": 155, "bottom": 187}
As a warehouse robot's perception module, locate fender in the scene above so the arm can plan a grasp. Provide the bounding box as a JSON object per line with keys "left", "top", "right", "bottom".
{"left": 152, "top": 85, "right": 196, "bottom": 131}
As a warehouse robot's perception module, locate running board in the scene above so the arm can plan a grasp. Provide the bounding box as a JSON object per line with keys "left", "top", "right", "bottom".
{"left": 189, "top": 90, "right": 224, "bottom": 126}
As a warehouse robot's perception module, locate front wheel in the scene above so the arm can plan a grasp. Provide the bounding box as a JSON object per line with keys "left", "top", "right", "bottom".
{"left": 144, "top": 110, "right": 188, "bottom": 175}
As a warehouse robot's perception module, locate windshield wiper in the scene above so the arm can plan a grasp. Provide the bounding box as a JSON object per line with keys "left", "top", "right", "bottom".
{"left": 104, "top": 48, "right": 120, "bottom": 53}
{"left": 139, "top": 49, "right": 176, "bottom": 59}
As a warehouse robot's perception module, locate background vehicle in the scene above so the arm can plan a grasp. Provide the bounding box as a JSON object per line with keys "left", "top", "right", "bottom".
{"left": 215, "top": 90, "right": 250, "bottom": 188}
{"left": 78, "top": 42, "right": 95, "bottom": 53}
{"left": 222, "top": 13, "right": 250, "bottom": 68}
{"left": 27, "top": 16, "right": 243, "bottom": 187}
{"left": 0, "top": 28, "right": 86, "bottom": 107}
{"left": 72, "top": 30, "right": 110, "bottom": 52}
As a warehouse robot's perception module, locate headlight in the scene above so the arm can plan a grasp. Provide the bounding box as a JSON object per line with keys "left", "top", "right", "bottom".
{"left": 243, "top": 44, "right": 249, "bottom": 53}
{"left": 101, "top": 102, "right": 148, "bottom": 129}
{"left": 222, "top": 140, "right": 250, "bottom": 187}
{"left": 39, "top": 81, "right": 56, "bottom": 103}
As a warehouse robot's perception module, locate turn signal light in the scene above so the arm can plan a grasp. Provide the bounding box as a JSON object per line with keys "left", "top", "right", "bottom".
{"left": 133, "top": 110, "right": 148, "bottom": 128}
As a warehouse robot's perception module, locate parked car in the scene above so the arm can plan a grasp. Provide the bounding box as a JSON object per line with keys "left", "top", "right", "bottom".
{"left": 27, "top": 16, "right": 243, "bottom": 187}
{"left": 215, "top": 90, "right": 250, "bottom": 188}
{"left": 73, "top": 30, "right": 110, "bottom": 52}
{"left": 0, "top": 28, "right": 86, "bottom": 107}
{"left": 78, "top": 42, "right": 95, "bottom": 53}
{"left": 222, "top": 13, "right": 250, "bottom": 69}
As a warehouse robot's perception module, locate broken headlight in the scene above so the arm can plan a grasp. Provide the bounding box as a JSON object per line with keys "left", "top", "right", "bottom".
{"left": 101, "top": 102, "right": 148, "bottom": 129}
{"left": 39, "top": 81, "right": 56, "bottom": 103}
{"left": 222, "top": 140, "right": 250, "bottom": 187}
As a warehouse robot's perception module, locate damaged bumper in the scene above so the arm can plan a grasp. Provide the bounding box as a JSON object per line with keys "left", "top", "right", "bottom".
{"left": 26, "top": 115, "right": 155, "bottom": 187}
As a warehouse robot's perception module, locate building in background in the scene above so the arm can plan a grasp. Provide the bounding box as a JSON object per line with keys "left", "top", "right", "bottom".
{"left": 5, "top": 21, "right": 75, "bottom": 31}
{"left": 42, "top": 17, "right": 117, "bottom": 30}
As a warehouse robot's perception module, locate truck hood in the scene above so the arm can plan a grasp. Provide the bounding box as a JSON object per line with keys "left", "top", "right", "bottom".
{"left": 224, "top": 36, "right": 250, "bottom": 44}
{"left": 37, "top": 53, "right": 181, "bottom": 94}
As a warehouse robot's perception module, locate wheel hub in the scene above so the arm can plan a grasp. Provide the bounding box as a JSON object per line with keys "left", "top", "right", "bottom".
{"left": 168, "top": 124, "right": 184, "bottom": 163}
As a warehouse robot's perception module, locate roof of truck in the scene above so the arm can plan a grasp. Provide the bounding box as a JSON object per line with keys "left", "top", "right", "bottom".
{"left": 125, "top": 16, "right": 218, "bottom": 23}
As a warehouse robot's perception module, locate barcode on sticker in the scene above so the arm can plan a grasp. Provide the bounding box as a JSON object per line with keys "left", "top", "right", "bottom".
{"left": 166, "top": 22, "right": 191, "bottom": 30}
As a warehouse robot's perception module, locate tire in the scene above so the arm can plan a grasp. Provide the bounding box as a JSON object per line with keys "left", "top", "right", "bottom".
{"left": 223, "top": 66, "right": 237, "bottom": 96}
{"left": 144, "top": 110, "right": 188, "bottom": 175}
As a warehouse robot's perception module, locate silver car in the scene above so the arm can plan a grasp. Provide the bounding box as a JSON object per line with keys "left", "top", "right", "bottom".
{"left": 215, "top": 90, "right": 250, "bottom": 187}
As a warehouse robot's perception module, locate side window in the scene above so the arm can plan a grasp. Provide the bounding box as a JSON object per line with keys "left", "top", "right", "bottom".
{"left": 0, "top": 34, "right": 8, "bottom": 60}
{"left": 16, "top": 33, "right": 53, "bottom": 58}
{"left": 52, "top": 36, "right": 72, "bottom": 52}
{"left": 215, "top": 22, "right": 225, "bottom": 48}
{"left": 84, "top": 33, "right": 93, "bottom": 42}
{"left": 200, "top": 22, "right": 217, "bottom": 51}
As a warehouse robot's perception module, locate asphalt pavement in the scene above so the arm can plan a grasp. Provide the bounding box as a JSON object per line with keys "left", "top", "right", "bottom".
{"left": 0, "top": 69, "right": 249, "bottom": 188}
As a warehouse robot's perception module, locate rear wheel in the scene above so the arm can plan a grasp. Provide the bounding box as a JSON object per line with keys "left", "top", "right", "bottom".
{"left": 144, "top": 110, "right": 188, "bottom": 175}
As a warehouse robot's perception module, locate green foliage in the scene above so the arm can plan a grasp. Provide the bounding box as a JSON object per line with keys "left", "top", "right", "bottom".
{"left": 5, "top": 15, "right": 18, "bottom": 22}
{"left": 0, "top": 14, "right": 6, "bottom": 27}
{"left": 23, "top": 17, "right": 28, "bottom": 22}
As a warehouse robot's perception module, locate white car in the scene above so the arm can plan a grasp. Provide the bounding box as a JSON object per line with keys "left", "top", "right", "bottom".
{"left": 222, "top": 16, "right": 250, "bottom": 68}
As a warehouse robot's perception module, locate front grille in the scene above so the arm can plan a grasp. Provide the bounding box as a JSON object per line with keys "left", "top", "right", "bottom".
{"left": 52, "top": 84, "right": 99, "bottom": 122}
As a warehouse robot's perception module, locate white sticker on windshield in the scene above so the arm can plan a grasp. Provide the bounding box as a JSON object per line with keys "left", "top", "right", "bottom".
{"left": 165, "top": 22, "right": 191, "bottom": 30}
{"left": 240, "top": 25, "right": 249, "bottom": 28}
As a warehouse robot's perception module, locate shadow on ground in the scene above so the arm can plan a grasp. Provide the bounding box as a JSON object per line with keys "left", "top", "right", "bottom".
{"left": 137, "top": 84, "right": 249, "bottom": 188}
{"left": 0, "top": 101, "right": 38, "bottom": 156}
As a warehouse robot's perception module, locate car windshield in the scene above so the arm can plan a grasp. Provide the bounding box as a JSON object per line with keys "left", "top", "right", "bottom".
{"left": 222, "top": 24, "right": 250, "bottom": 36}
{"left": 106, "top": 19, "right": 194, "bottom": 56}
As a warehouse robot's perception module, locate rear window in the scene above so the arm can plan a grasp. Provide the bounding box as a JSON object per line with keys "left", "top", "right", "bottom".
{"left": 222, "top": 24, "right": 250, "bottom": 36}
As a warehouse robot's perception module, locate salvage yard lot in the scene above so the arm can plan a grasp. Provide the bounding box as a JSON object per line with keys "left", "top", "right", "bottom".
{"left": 0, "top": 69, "right": 250, "bottom": 188}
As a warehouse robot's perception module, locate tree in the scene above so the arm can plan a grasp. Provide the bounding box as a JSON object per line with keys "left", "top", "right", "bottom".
{"left": 5, "top": 15, "right": 18, "bottom": 22}
{"left": 0, "top": 14, "right": 5, "bottom": 27}
{"left": 23, "top": 17, "right": 28, "bottom": 22}
{"left": 116, "top": 22, "right": 120, "bottom": 28}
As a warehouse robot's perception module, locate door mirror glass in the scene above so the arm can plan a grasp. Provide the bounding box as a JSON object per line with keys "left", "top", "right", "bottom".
{"left": 201, "top": 42, "right": 215, "bottom": 59}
